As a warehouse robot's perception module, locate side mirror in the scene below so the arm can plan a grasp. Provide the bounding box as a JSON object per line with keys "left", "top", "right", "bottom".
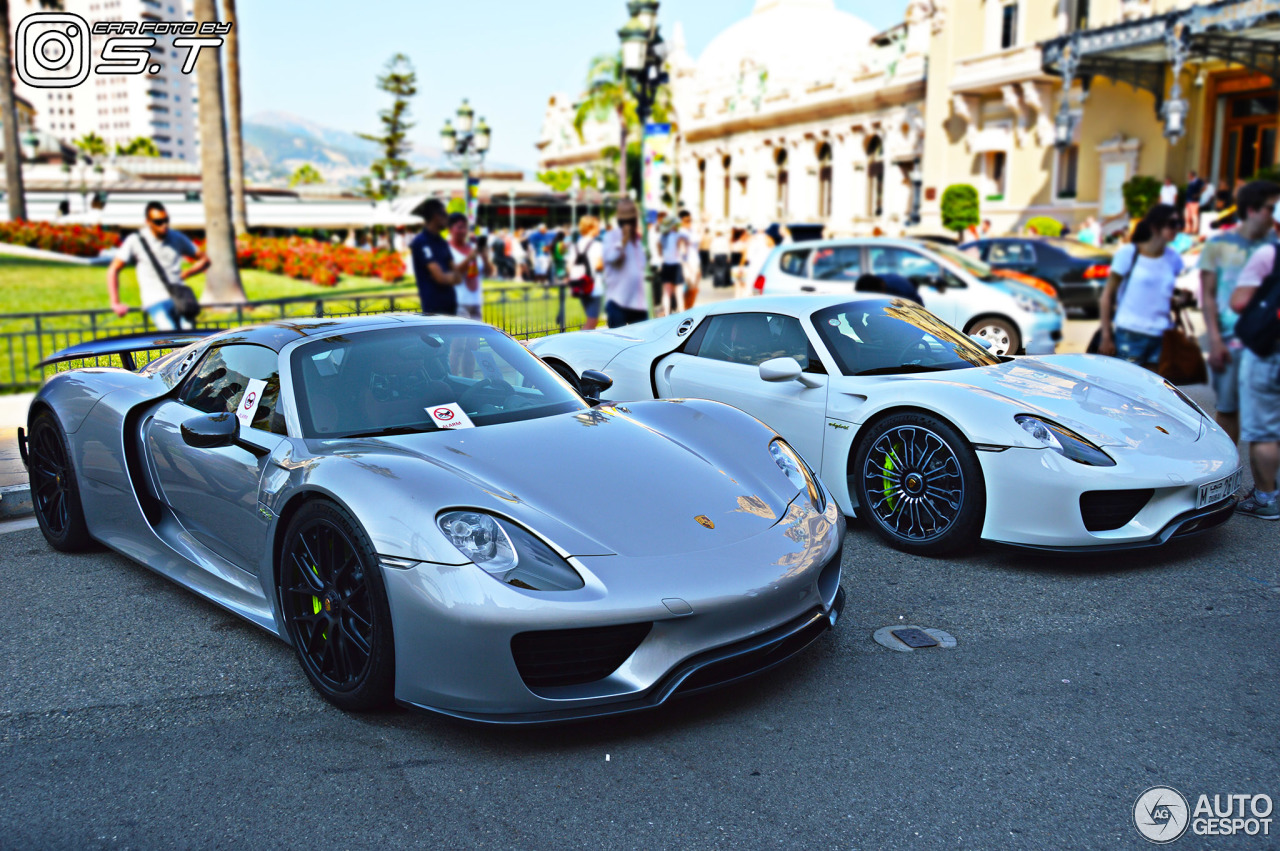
{"left": 759, "top": 357, "right": 823, "bottom": 389}
{"left": 969, "top": 334, "right": 994, "bottom": 351}
{"left": 181, "top": 412, "right": 238, "bottom": 449}
{"left": 927, "top": 275, "right": 948, "bottom": 291}
{"left": 580, "top": 369, "right": 614, "bottom": 402}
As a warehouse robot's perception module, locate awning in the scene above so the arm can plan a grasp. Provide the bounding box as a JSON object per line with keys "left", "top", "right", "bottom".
{"left": 1042, "top": 0, "right": 1280, "bottom": 142}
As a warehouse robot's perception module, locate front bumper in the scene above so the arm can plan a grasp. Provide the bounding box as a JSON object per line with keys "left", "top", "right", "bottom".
{"left": 977, "top": 441, "right": 1240, "bottom": 550}
{"left": 383, "top": 495, "right": 845, "bottom": 724}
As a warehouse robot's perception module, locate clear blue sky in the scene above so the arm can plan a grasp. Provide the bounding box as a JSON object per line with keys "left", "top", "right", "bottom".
{"left": 238, "top": 1, "right": 909, "bottom": 172}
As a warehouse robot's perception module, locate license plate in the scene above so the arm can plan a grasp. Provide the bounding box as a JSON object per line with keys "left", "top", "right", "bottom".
{"left": 1198, "top": 469, "right": 1243, "bottom": 509}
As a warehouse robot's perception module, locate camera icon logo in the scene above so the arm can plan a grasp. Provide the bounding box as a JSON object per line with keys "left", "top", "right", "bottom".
{"left": 15, "top": 12, "right": 91, "bottom": 89}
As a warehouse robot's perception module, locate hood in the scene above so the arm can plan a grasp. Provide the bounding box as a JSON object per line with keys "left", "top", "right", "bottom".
{"left": 363, "top": 403, "right": 797, "bottom": 558}
{"left": 907, "top": 356, "right": 1204, "bottom": 450}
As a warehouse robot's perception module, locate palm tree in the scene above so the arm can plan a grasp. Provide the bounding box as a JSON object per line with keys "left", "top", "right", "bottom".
{"left": 574, "top": 53, "right": 634, "bottom": 198}
{"left": 1, "top": 0, "right": 29, "bottom": 221}
{"left": 193, "top": 0, "right": 246, "bottom": 304}
{"left": 222, "top": 0, "right": 248, "bottom": 237}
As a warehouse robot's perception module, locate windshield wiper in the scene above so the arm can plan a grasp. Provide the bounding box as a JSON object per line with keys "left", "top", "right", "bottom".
{"left": 342, "top": 425, "right": 435, "bottom": 438}
{"left": 855, "top": 364, "right": 958, "bottom": 376}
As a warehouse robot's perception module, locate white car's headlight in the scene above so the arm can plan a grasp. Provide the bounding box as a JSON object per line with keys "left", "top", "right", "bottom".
{"left": 1015, "top": 415, "right": 1115, "bottom": 467}
{"left": 437, "top": 511, "right": 583, "bottom": 591}
{"left": 770, "top": 439, "right": 826, "bottom": 511}
{"left": 1013, "top": 293, "right": 1051, "bottom": 314}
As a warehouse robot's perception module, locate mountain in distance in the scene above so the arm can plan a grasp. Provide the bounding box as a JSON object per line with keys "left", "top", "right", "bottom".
{"left": 243, "top": 111, "right": 524, "bottom": 186}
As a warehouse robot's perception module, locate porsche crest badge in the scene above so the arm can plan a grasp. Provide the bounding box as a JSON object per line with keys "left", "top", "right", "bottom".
{"left": 695, "top": 515, "right": 715, "bottom": 529}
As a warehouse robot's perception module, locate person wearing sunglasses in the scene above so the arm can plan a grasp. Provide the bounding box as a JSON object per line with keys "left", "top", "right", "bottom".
{"left": 1098, "top": 203, "right": 1186, "bottom": 367}
{"left": 601, "top": 199, "right": 650, "bottom": 329}
{"left": 107, "top": 201, "right": 210, "bottom": 331}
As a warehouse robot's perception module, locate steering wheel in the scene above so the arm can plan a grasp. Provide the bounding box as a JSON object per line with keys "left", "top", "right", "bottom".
{"left": 458, "top": 378, "right": 514, "bottom": 411}
{"left": 894, "top": 338, "right": 932, "bottom": 365}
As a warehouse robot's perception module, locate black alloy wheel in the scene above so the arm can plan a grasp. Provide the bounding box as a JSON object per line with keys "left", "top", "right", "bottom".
{"left": 280, "top": 501, "right": 395, "bottom": 711}
{"left": 853, "top": 412, "right": 985, "bottom": 556}
{"left": 28, "top": 409, "right": 93, "bottom": 552}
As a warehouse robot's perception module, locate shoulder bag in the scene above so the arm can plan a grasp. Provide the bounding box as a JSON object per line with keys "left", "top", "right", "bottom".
{"left": 138, "top": 234, "right": 201, "bottom": 321}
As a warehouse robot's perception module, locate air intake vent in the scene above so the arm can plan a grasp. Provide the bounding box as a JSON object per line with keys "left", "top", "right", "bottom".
{"left": 511, "top": 623, "right": 652, "bottom": 689}
{"left": 1079, "top": 489, "right": 1153, "bottom": 532}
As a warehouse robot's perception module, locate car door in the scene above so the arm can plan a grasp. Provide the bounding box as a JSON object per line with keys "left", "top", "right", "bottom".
{"left": 657, "top": 312, "right": 829, "bottom": 466}
{"left": 865, "top": 245, "right": 964, "bottom": 326}
{"left": 144, "top": 343, "right": 287, "bottom": 571}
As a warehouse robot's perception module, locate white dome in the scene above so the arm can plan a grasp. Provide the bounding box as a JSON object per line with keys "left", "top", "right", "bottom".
{"left": 695, "top": 0, "right": 877, "bottom": 89}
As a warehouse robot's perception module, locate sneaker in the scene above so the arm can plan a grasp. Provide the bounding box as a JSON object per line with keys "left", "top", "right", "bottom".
{"left": 1235, "top": 491, "right": 1280, "bottom": 521}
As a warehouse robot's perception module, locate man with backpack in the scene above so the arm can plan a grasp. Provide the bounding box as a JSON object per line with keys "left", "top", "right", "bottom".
{"left": 107, "top": 201, "right": 209, "bottom": 331}
{"left": 568, "top": 216, "right": 605, "bottom": 330}
{"left": 1229, "top": 233, "right": 1280, "bottom": 520}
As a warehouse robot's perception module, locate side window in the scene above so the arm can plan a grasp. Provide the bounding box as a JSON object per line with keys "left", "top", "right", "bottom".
{"left": 812, "top": 246, "right": 862, "bottom": 281}
{"left": 694, "top": 313, "right": 814, "bottom": 368}
{"left": 778, "top": 249, "right": 811, "bottom": 277}
{"left": 180, "top": 344, "right": 286, "bottom": 434}
{"left": 868, "top": 247, "right": 946, "bottom": 289}
{"left": 989, "top": 242, "right": 1034, "bottom": 264}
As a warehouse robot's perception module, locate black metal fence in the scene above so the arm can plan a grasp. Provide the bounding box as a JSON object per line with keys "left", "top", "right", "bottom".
{"left": 0, "top": 284, "right": 584, "bottom": 391}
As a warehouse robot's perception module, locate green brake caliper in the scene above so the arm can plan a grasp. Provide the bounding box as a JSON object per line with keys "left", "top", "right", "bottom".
{"left": 882, "top": 444, "right": 898, "bottom": 513}
{"left": 310, "top": 564, "right": 326, "bottom": 639}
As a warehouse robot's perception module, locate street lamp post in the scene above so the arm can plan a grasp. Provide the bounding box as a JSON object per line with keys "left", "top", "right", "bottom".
{"left": 439, "top": 99, "right": 491, "bottom": 230}
{"left": 571, "top": 172, "right": 581, "bottom": 233}
{"left": 507, "top": 187, "right": 517, "bottom": 234}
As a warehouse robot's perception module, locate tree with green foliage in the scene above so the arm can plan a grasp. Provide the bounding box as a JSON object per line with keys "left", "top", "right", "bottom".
{"left": 941, "top": 184, "right": 980, "bottom": 238}
{"left": 289, "top": 163, "right": 325, "bottom": 187}
{"left": 573, "top": 52, "right": 671, "bottom": 198}
{"left": 1122, "top": 175, "right": 1163, "bottom": 219}
{"left": 1025, "top": 216, "right": 1063, "bottom": 237}
{"left": 74, "top": 132, "right": 108, "bottom": 159}
{"left": 114, "top": 136, "right": 162, "bottom": 157}
{"left": 359, "top": 53, "right": 417, "bottom": 202}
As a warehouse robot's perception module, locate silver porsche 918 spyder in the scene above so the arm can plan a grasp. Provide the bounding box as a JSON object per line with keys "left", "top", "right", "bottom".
{"left": 21, "top": 314, "right": 844, "bottom": 723}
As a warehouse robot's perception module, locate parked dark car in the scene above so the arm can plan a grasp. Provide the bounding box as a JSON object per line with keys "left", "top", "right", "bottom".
{"left": 960, "top": 237, "right": 1112, "bottom": 316}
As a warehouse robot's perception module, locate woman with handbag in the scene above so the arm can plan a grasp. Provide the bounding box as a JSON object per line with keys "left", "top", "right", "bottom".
{"left": 1098, "top": 204, "right": 1186, "bottom": 369}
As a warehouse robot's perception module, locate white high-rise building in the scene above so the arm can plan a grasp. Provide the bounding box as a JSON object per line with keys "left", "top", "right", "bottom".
{"left": 9, "top": 0, "right": 201, "bottom": 160}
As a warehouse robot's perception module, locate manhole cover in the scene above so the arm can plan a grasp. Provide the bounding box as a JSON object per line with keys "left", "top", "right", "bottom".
{"left": 873, "top": 625, "right": 957, "bottom": 653}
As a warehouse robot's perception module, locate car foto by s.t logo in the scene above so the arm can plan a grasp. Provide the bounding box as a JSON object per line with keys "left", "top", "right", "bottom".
{"left": 14, "top": 11, "right": 230, "bottom": 89}
{"left": 1134, "top": 786, "right": 1274, "bottom": 843}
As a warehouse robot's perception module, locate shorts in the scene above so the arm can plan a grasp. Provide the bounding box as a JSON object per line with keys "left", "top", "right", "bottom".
{"left": 578, "top": 295, "right": 603, "bottom": 320}
{"left": 660, "top": 263, "right": 684, "bottom": 285}
{"left": 606, "top": 301, "right": 648, "bottom": 329}
{"left": 1209, "top": 339, "right": 1243, "bottom": 415}
{"left": 457, "top": 304, "right": 483, "bottom": 321}
{"left": 1114, "top": 327, "right": 1163, "bottom": 366}
{"left": 1240, "top": 349, "right": 1280, "bottom": 442}
{"left": 143, "top": 299, "right": 193, "bottom": 332}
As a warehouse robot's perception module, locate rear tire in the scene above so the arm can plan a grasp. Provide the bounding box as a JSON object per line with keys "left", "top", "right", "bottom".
{"left": 853, "top": 412, "right": 985, "bottom": 556}
{"left": 279, "top": 500, "right": 396, "bottom": 711}
{"left": 28, "top": 409, "right": 93, "bottom": 552}
{"left": 965, "top": 317, "right": 1021, "bottom": 357}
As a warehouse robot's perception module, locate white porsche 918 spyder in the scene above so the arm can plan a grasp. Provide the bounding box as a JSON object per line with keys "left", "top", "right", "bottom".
{"left": 530, "top": 295, "right": 1241, "bottom": 555}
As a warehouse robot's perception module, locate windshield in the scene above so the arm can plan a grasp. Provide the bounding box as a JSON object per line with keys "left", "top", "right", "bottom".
{"left": 924, "top": 242, "right": 1004, "bottom": 283}
{"left": 292, "top": 325, "right": 588, "bottom": 438}
{"left": 813, "top": 300, "right": 1001, "bottom": 376}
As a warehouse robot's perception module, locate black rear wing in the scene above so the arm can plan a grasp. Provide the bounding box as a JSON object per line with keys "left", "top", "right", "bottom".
{"left": 37, "top": 330, "right": 217, "bottom": 371}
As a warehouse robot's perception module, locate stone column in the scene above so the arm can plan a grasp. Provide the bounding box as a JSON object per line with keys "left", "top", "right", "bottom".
{"left": 828, "top": 133, "right": 856, "bottom": 237}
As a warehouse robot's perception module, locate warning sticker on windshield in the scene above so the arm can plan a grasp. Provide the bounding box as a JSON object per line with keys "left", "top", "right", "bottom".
{"left": 236, "top": 378, "right": 267, "bottom": 429}
{"left": 427, "top": 403, "right": 475, "bottom": 430}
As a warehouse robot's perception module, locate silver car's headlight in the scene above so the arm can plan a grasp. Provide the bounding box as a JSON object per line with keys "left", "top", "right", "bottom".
{"left": 1015, "top": 415, "right": 1115, "bottom": 467}
{"left": 770, "top": 439, "right": 826, "bottom": 511}
{"left": 437, "top": 511, "right": 584, "bottom": 591}
{"left": 1013, "top": 293, "right": 1051, "bottom": 314}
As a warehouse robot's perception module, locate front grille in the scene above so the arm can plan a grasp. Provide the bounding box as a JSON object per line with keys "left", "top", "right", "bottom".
{"left": 511, "top": 622, "right": 652, "bottom": 689}
{"left": 1080, "top": 489, "right": 1153, "bottom": 532}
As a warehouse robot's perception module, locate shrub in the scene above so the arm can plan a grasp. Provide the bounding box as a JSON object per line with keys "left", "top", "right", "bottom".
{"left": 941, "top": 185, "right": 980, "bottom": 237}
{"left": 230, "top": 234, "right": 405, "bottom": 287}
{"left": 1122, "top": 176, "right": 1163, "bottom": 219}
{"left": 1025, "top": 216, "right": 1064, "bottom": 237}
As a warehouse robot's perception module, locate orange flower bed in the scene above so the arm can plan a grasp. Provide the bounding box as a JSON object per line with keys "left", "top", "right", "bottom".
{"left": 234, "top": 235, "right": 405, "bottom": 287}
{"left": 0, "top": 220, "right": 121, "bottom": 257}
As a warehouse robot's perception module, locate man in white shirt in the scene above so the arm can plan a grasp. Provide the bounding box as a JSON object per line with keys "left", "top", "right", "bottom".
{"left": 602, "top": 199, "right": 649, "bottom": 328}
{"left": 1160, "top": 177, "right": 1179, "bottom": 208}
{"left": 107, "top": 201, "right": 210, "bottom": 331}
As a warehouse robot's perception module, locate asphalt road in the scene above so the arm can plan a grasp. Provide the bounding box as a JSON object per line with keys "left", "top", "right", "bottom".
{"left": 1, "top": 368, "right": 1278, "bottom": 850}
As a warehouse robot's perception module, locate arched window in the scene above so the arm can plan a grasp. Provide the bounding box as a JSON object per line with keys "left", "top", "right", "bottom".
{"left": 775, "top": 148, "right": 789, "bottom": 219}
{"left": 818, "top": 143, "right": 833, "bottom": 219}
{"left": 698, "top": 159, "right": 707, "bottom": 216}
{"left": 866, "top": 136, "right": 884, "bottom": 218}
{"left": 722, "top": 155, "right": 732, "bottom": 219}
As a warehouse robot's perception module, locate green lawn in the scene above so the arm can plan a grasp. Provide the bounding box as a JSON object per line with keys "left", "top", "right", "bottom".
{"left": 0, "top": 258, "right": 586, "bottom": 389}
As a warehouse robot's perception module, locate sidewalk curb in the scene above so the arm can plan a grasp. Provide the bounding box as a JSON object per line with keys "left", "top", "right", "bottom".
{"left": 0, "top": 484, "right": 32, "bottom": 520}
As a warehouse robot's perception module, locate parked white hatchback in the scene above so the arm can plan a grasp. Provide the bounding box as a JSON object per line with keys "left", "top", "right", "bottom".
{"left": 756, "top": 237, "right": 1064, "bottom": 356}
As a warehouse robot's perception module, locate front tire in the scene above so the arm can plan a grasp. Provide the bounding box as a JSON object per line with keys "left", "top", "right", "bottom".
{"left": 279, "top": 500, "right": 396, "bottom": 711}
{"left": 853, "top": 413, "right": 985, "bottom": 556}
{"left": 965, "top": 317, "right": 1020, "bottom": 357}
{"left": 28, "top": 409, "right": 93, "bottom": 552}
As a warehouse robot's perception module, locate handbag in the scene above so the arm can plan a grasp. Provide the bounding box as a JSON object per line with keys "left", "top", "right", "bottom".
{"left": 138, "top": 233, "right": 201, "bottom": 321}
{"left": 1156, "top": 307, "right": 1208, "bottom": 385}
{"left": 568, "top": 236, "right": 597, "bottom": 298}
{"left": 1234, "top": 263, "right": 1280, "bottom": 358}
